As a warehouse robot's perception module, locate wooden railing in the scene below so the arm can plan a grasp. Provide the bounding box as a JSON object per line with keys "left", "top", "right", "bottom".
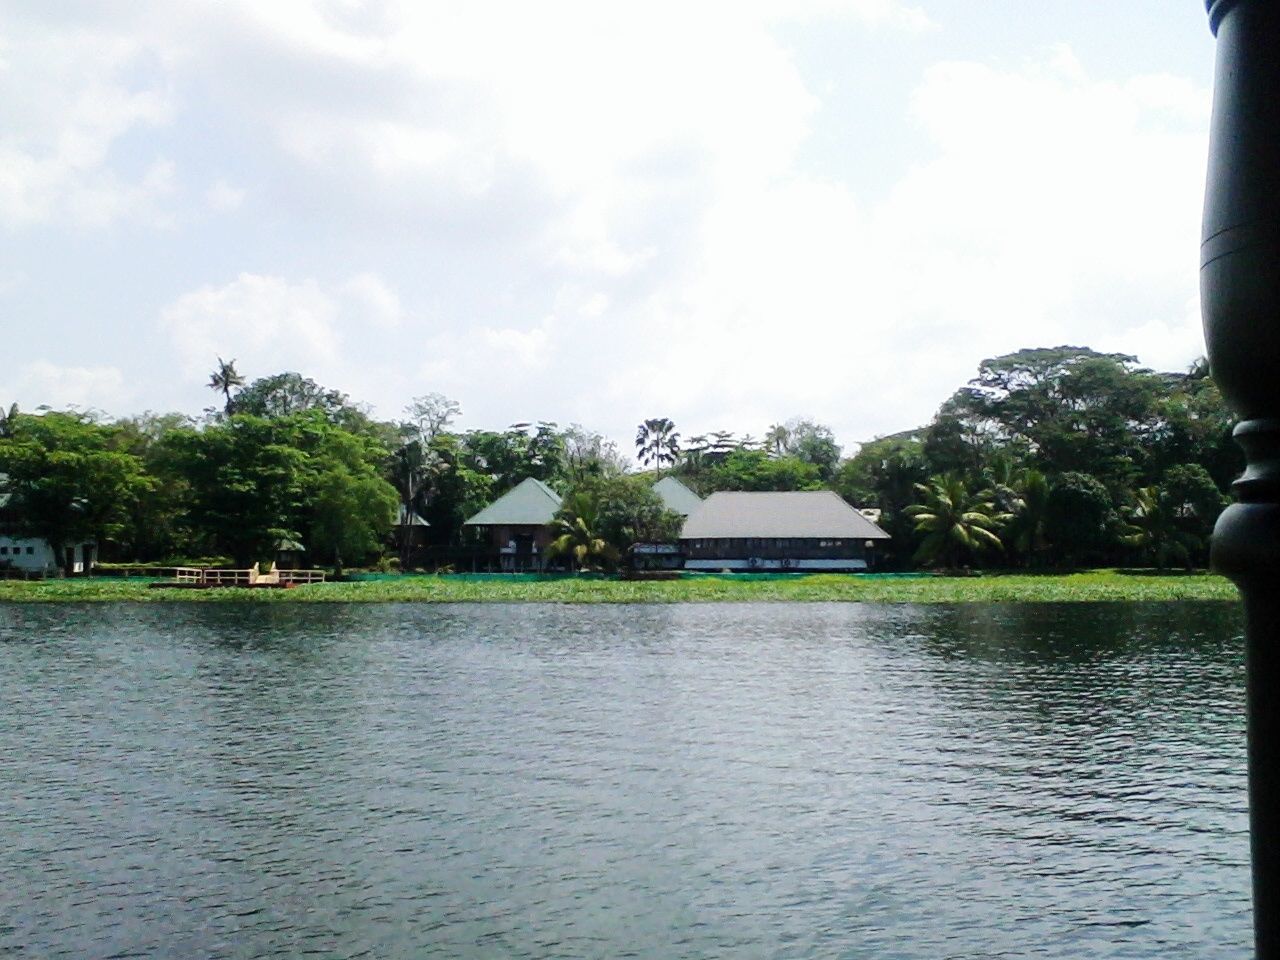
{"left": 137, "top": 565, "right": 327, "bottom": 588}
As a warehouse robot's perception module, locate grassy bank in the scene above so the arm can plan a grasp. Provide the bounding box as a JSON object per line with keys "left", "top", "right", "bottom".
{"left": 0, "top": 570, "right": 1239, "bottom": 604}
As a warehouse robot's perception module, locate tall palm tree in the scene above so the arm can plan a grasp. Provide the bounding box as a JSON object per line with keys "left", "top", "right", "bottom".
{"left": 635, "top": 418, "right": 680, "bottom": 476}
{"left": 764, "top": 423, "right": 790, "bottom": 458}
{"left": 208, "top": 357, "right": 245, "bottom": 414}
{"left": 905, "top": 474, "right": 1007, "bottom": 569}
{"left": 1120, "top": 486, "right": 1200, "bottom": 570}
{"left": 545, "top": 493, "right": 618, "bottom": 571}
{"left": 0, "top": 402, "right": 17, "bottom": 439}
{"left": 1005, "top": 468, "right": 1051, "bottom": 566}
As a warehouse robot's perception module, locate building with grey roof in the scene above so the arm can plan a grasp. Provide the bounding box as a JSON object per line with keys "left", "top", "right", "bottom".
{"left": 463, "top": 477, "right": 562, "bottom": 571}
{"left": 652, "top": 476, "right": 702, "bottom": 518}
{"left": 680, "top": 490, "right": 890, "bottom": 572}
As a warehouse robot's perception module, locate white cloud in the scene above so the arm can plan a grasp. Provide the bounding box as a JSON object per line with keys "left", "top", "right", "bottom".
{"left": 0, "top": 361, "right": 134, "bottom": 412}
{"left": 339, "top": 273, "right": 402, "bottom": 330}
{"left": 205, "top": 179, "right": 245, "bottom": 212}
{"left": 582, "top": 46, "right": 1212, "bottom": 444}
{"left": 161, "top": 273, "right": 344, "bottom": 379}
{"left": 0, "top": 24, "right": 174, "bottom": 227}
{"left": 2, "top": 6, "right": 1212, "bottom": 450}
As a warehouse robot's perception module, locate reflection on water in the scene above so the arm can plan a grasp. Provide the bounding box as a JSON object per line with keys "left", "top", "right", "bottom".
{"left": 0, "top": 602, "right": 1250, "bottom": 958}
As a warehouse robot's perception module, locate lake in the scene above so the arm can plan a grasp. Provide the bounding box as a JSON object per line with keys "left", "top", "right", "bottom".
{"left": 0, "top": 602, "right": 1252, "bottom": 958}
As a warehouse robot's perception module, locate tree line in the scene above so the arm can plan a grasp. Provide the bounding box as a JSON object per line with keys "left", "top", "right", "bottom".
{"left": 0, "top": 345, "right": 1242, "bottom": 574}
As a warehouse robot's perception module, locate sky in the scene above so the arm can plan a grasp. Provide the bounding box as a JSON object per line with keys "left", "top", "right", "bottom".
{"left": 0, "top": 1, "right": 1219, "bottom": 452}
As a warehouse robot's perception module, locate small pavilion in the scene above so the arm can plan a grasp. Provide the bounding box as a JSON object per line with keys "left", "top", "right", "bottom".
{"left": 463, "top": 477, "right": 562, "bottom": 572}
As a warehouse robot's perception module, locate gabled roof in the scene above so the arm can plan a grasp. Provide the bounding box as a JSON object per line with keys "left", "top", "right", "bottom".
{"left": 397, "top": 504, "right": 429, "bottom": 527}
{"left": 463, "top": 477, "right": 562, "bottom": 527}
{"left": 652, "top": 476, "right": 702, "bottom": 517}
{"left": 681, "top": 490, "right": 891, "bottom": 540}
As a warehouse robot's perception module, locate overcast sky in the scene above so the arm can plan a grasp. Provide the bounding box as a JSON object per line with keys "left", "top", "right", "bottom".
{"left": 0, "top": 1, "right": 1217, "bottom": 451}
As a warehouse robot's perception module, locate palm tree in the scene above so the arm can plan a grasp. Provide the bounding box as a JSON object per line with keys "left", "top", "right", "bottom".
{"left": 1120, "top": 486, "right": 1200, "bottom": 570}
{"left": 764, "top": 423, "right": 790, "bottom": 458}
{"left": 635, "top": 418, "right": 680, "bottom": 476}
{"left": 208, "top": 357, "right": 245, "bottom": 414}
{"left": 905, "top": 474, "right": 1007, "bottom": 569}
{"left": 545, "top": 493, "right": 618, "bottom": 571}
{"left": 0, "top": 402, "right": 17, "bottom": 439}
{"left": 1005, "top": 468, "right": 1051, "bottom": 566}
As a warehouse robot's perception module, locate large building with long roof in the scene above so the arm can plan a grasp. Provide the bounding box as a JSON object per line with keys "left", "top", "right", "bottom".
{"left": 680, "top": 490, "right": 890, "bottom": 572}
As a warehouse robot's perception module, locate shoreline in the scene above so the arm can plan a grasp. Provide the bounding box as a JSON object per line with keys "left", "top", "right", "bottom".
{"left": 0, "top": 570, "right": 1240, "bottom": 604}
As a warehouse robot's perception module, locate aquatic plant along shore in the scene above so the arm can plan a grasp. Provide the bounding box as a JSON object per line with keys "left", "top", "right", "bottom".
{"left": 0, "top": 570, "right": 1237, "bottom": 603}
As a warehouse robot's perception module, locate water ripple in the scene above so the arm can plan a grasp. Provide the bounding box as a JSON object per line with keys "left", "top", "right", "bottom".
{"left": 0, "top": 601, "right": 1251, "bottom": 958}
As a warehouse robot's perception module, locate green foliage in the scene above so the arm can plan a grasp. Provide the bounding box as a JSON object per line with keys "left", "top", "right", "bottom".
{"left": 163, "top": 414, "right": 312, "bottom": 567}
{"left": 0, "top": 412, "right": 153, "bottom": 573}
{"left": 766, "top": 418, "right": 842, "bottom": 480}
{"left": 703, "top": 449, "right": 823, "bottom": 492}
{"left": 0, "top": 570, "right": 1238, "bottom": 604}
{"left": 1002, "top": 468, "right": 1051, "bottom": 567}
{"left": 904, "top": 474, "right": 1007, "bottom": 568}
{"left": 832, "top": 432, "right": 928, "bottom": 568}
{"left": 463, "top": 422, "right": 565, "bottom": 492}
{"left": 568, "top": 475, "right": 683, "bottom": 552}
{"left": 1119, "top": 486, "right": 1202, "bottom": 571}
{"left": 1045, "top": 471, "right": 1115, "bottom": 567}
{"left": 546, "top": 492, "right": 619, "bottom": 571}
{"left": 309, "top": 463, "right": 399, "bottom": 574}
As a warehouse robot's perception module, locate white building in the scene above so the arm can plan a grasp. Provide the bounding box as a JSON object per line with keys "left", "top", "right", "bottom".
{"left": 0, "top": 476, "right": 95, "bottom": 576}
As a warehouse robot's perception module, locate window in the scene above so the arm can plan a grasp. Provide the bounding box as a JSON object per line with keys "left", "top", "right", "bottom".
{"left": 26, "top": 547, "right": 34, "bottom": 554}
{"left": 0, "top": 546, "right": 7, "bottom": 554}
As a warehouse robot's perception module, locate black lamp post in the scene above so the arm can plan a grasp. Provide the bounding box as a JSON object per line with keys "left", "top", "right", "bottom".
{"left": 1203, "top": 1, "right": 1280, "bottom": 955}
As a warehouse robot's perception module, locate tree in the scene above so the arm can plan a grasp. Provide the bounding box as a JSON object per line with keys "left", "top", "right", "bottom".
{"left": 1044, "top": 471, "right": 1115, "bottom": 567}
{"left": 546, "top": 493, "right": 618, "bottom": 571}
{"left": 569, "top": 475, "right": 683, "bottom": 553}
{"left": 207, "top": 357, "right": 245, "bottom": 415}
{"left": 110, "top": 412, "right": 198, "bottom": 561}
{"left": 562, "top": 424, "right": 628, "bottom": 485}
{"left": 420, "top": 433, "right": 493, "bottom": 546}
{"left": 404, "top": 393, "right": 461, "bottom": 444}
{"left": 764, "top": 423, "right": 790, "bottom": 457}
{"left": 0, "top": 411, "right": 153, "bottom": 575}
{"left": 1003, "top": 468, "right": 1051, "bottom": 567}
{"left": 463, "top": 422, "right": 566, "bottom": 493}
{"left": 309, "top": 461, "right": 399, "bottom": 576}
{"left": 0, "top": 402, "right": 18, "bottom": 439}
{"left": 230, "top": 372, "right": 373, "bottom": 431}
{"left": 1161, "top": 462, "right": 1227, "bottom": 537}
{"left": 1120, "top": 486, "right": 1201, "bottom": 570}
{"left": 781, "top": 418, "right": 842, "bottom": 481}
{"left": 163, "top": 414, "right": 312, "bottom": 568}
{"left": 704, "top": 449, "right": 822, "bottom": 492}
{"left": 635, "top": 418, "right": 680, "bottom": 476}
{"left": 904, "top": 474, "right": 1006, "bottom": 569}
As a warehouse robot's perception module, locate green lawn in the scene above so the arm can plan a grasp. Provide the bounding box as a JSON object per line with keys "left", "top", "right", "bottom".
{"left": 0, "top": 570, "right": 1240, "bottom": 603}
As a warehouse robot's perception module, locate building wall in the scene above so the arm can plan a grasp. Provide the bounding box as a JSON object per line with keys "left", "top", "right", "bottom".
{"left": 680, "top": 537, "right": 875, "bottom": 572}
{"left": 486, "top": 524, "right": 555, "bottom": 571}
{"left": 0, "top": 537, "right": 90, "bottom": 574}
{"left": 683, "top": 537, "right": 867, "bottom": 561}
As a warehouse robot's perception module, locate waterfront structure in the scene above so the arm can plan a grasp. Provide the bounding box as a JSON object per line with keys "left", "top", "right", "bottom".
{"left": 392, "top": 504, "right": 430, "bottom": 557}
{"left": 463, "top": 477, "right": 562, "bottom": 571}
{"left": 680, "top": 490, "right": 890, "bottom": 571}
{"left": 0, "top": 479, "right": 94, "bottom": 576}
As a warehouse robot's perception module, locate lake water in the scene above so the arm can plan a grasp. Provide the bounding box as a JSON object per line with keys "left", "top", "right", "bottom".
{"left": 0, "top": 602, "right": 1252, "bottom": 958}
